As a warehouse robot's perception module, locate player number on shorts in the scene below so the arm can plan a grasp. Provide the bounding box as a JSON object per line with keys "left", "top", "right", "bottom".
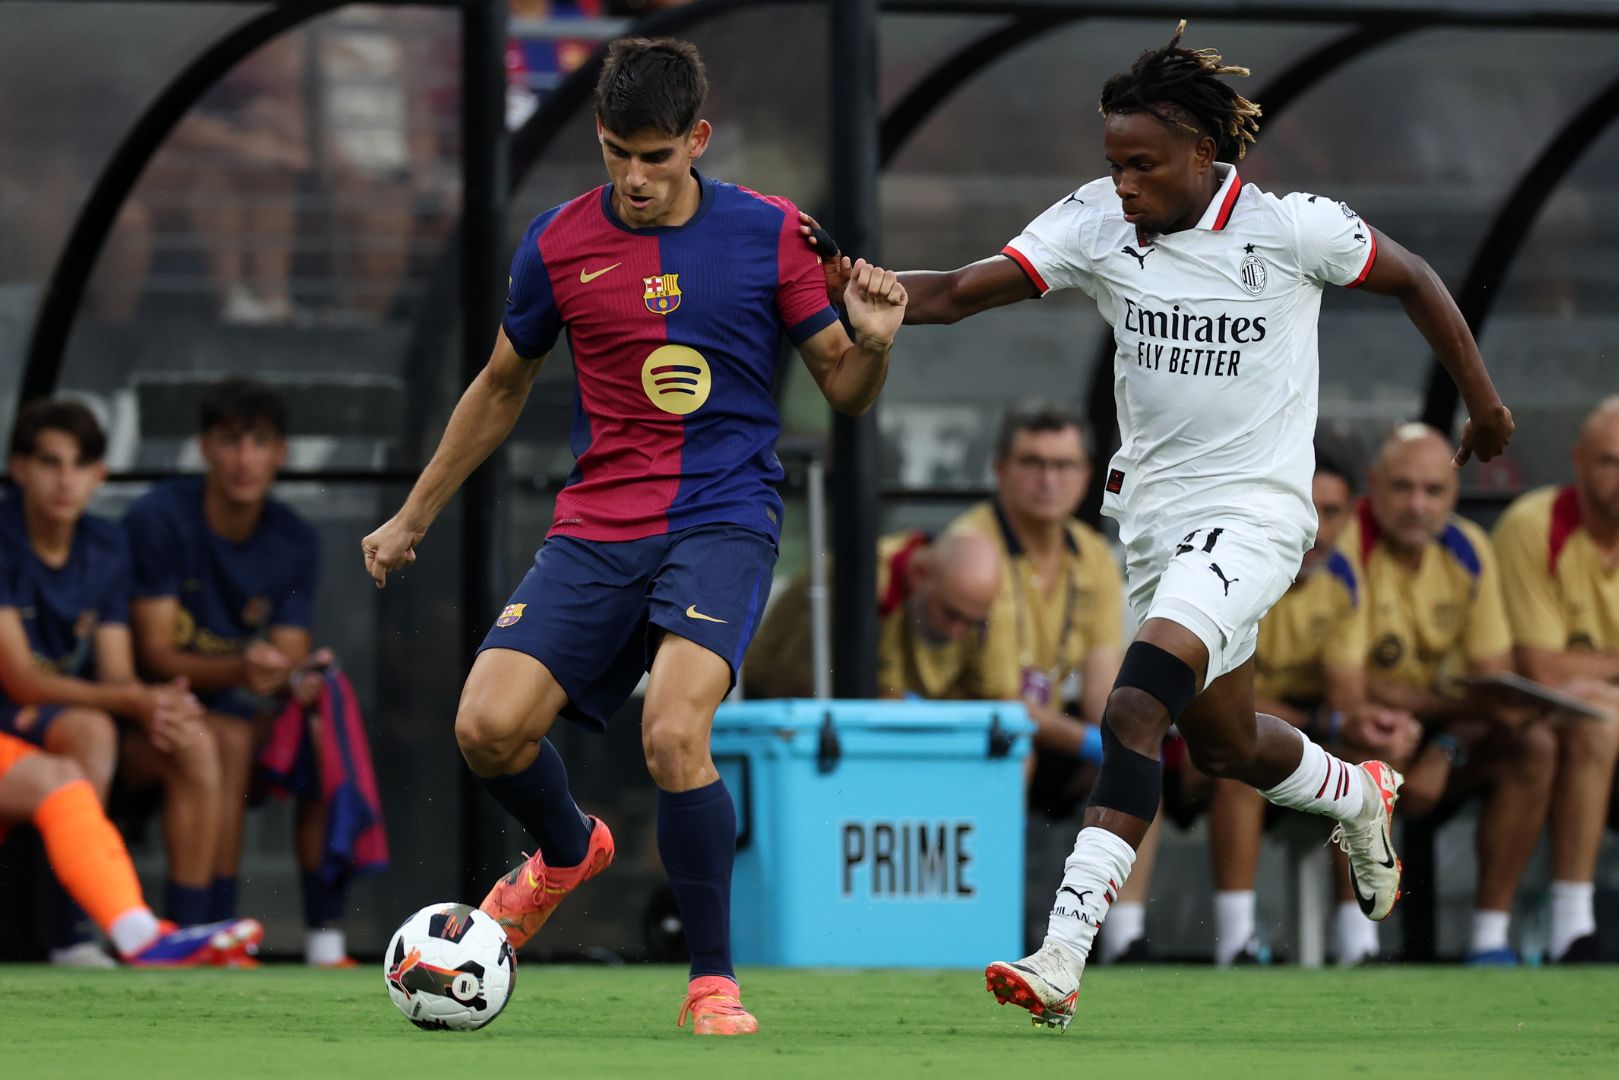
{"left": 1174, "top": 527, "right": 1223, "bottom": 556}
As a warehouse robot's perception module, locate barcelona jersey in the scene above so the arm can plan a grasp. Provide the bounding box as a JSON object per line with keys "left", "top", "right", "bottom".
{"left": 124, "top": 476, "right": 319, "bottom": 715}
{"left": 0, "top": 498, "right": 129, "bottom": 683}
{"left": 501, "top": 171, "right": 838, "bottom": 544}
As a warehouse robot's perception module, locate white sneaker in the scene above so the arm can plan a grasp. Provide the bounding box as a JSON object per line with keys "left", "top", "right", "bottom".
{"left": 49, "top": 941, "right": 117, "bottom": 969}
{"left": 1329, "top": 761, "right": 1404, "bottom": 921}
{"left": 985, "top": 941, "right": 1082, "bottom": 1031}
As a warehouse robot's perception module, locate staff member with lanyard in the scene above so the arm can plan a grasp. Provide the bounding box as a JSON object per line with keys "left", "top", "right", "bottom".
{"left": 949, "top": 401, "right": 1161, "bottom": 963}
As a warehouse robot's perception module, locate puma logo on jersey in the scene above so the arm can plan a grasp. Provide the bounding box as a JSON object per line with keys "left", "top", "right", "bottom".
{"left": 1209, "top": 562, "right": 1239, "bottom": 596}
{"left": 1121, "top": 244, "right": 1152, "bottom": 269}
{"left": 1063, "top": 192, "right": 1085, "bottom": 205}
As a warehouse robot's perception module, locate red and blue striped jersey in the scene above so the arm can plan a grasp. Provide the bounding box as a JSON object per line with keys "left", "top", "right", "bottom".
{"left": 502, "top": 171, "right": 838, "bottom": 544}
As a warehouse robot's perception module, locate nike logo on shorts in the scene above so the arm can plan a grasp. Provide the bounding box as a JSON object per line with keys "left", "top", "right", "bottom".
{"left": 685, "top": 604, "right": 727, "bottom": 624}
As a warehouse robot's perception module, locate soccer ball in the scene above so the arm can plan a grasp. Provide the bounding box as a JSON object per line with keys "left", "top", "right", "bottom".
{"left": 384, "top": 903, "right": 516, "bottom": 1031}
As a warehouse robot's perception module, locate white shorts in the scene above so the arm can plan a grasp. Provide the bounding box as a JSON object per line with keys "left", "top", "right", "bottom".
{"left": 1123, "top": 512, "right": 1309, "bottom": 686}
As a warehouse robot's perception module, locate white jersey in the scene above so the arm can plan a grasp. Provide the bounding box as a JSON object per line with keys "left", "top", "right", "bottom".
{"left": 1003, "top": 163, "right": 1376, "bottom": 549}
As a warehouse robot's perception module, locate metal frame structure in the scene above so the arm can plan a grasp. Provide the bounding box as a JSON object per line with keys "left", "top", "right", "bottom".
{"left": 15, "top": 0, "right": 1619, "bottom": 953}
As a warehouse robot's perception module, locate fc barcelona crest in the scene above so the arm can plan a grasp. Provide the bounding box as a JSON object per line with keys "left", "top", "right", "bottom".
{"left": 643, "top": 273, "right": 682, "bottom": 315}
{"left": 496, "top": 603, "right": 526, "bottom": 628}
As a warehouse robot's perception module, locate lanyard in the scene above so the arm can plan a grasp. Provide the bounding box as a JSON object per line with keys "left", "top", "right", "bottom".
{"left": 1011, "top": 549, "right": 1080, "bottom": 677}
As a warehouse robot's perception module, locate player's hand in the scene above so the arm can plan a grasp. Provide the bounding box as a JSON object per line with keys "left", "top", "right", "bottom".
{"left": 1454, "top": 403, "right": 1514, "bottom": 467}
{"left": 843, "top": 259, "right": 907, "bottom": 346}
{"left": 290, "top": 646, "right": 335, "bottom": 706}
{"left": 1342, "top": 704, "right": 1421, "bottom": 764}
{"left": 797, "top": 211, "right": 853, "bottom": 300}
{"left": 148, "top": 679, "right": 205, "bottom": 753}
{"left": 363, "top": 514, "right": 427, "bottom": 589}
{"left": 242, "top": 639, "right": 293, "bottom": 697}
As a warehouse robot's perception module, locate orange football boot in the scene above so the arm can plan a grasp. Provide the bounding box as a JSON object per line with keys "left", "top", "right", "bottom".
{"left": 479, "top": 816, "right": 614, "bottom": 949}
{"left": 677, "top": 975, "right": 758, "bottom": 1036}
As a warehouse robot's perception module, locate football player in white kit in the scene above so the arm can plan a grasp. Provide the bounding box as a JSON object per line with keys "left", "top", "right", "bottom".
{"left": 808, "top": 21, "right": 1514, "bottom": 1028}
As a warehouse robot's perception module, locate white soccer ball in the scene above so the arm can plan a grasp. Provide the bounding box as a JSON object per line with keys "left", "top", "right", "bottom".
{"left": 384, "top": 903, "right": 516, "bottom": 1031}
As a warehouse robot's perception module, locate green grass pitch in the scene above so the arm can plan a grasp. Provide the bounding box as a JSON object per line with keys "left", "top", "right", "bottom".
{"left": 3, "top": 964, "right": 1615, "bottom": 1079}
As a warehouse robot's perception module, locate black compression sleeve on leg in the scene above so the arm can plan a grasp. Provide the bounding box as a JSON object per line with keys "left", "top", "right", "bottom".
{"left": 1089, "top": 721, "right": 1163, "bottom": 821}
{"left": 1114, "top": 640, "right": 1199, "bottom": 721}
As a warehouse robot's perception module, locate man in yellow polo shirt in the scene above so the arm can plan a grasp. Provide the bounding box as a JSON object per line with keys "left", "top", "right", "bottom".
{"left": 946, "top": 402, "right": 1153, "bottom": 961}
{"left": 1206, "top": 450, "right": 1421, "bottom": 966}
{"left": 1344, "top": 424, "right": 1555, "bottom": 964}
{"left": 1492, "top": 397, "right": 1619, "bottom": 963}
{"left": 742, "top": 529, "right": 1002, "bottom": 699}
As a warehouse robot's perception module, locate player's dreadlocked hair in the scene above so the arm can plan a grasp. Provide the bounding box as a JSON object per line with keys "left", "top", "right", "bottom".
{"left": 1098, "top": 21, "right": 1262, "bottom": 162}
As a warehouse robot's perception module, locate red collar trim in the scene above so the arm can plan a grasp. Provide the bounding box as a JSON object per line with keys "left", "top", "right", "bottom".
{"left": 1355, "top": 497, "right": 1383, "bottom": 567}
{"left": 878, "top": 531, "right": 930, "bottom": 618}
{"left": 1548, "top": 485, "right": 1583, "bottom": 574}
{"left": 1210, "top": 171, "right": 1242, "bottom": 231}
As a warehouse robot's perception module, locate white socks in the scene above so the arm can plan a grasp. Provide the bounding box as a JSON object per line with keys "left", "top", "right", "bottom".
{"left": 1549, "top": 880, "right": 1596, "bottom": 961}
{"left": 1046, "top": 827, "right": 1137, "bottom": 971}
{"left": 1099, "top": 901, "right": 1145, "bottom": 963}
{"left": 1214, "top": 890, "right": 1256, "bottom": 966}
{"left": 306, "top": 927, "right": 348, "bottom": 966}
{"left": 1259, "top": 727, "right": 1365, "bottom": 823}
{"left": 109, "top": 908, "right": 162, "bottom": 958}
{"left": 1470, "top": 909, "right": 1511, "bottom": 955}
{"left": 1334, "top": 901, "right": 1379, "bottom": 965}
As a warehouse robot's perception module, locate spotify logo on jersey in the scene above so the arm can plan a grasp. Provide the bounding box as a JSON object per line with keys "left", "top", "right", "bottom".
{"left": 641, "top": 345, "right": 712, "bottom": 415}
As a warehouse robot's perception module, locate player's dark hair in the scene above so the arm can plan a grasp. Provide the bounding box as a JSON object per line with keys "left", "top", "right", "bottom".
{"left": 994, "top": 399, "right": 1093, "bottom": 462}
{"left": 9, "top": 398, "right": 106, "bottom": 464}
{"left": 1099, "top": 20, "right": 1262, "bottom": 162}
{"left": 595, "top": 36, "right": 708, "bottom": 138}
{"left": 199, "top": 377, "right": 288, "bottom": 437}
{"left": 1314, "top": 441, "right": 1357, "bottom": 494}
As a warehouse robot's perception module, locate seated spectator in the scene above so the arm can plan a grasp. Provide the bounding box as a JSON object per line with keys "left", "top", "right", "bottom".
{"left": 0, "top": 729, "right": 260, "bottom": 966}
{"left": 744, "top": 529, "right": 1001, "bottom": 699}
{"left": 945, "top": 401, "right": 1158, "bottom": 964}
{"left": 124, "top": 377, "right": 355, "bottom": 966}
{"left": 0, "top": 399, "right": 217, "bottom": 962}
{"left": 1204, "top": 449, "right": 1419, "bottom": 966}
{"left": 1491, "top": 397, "right": 1619, "bottom": 963}
{"left": 1343, "top": 424, "right": 1554, "bottom": 965}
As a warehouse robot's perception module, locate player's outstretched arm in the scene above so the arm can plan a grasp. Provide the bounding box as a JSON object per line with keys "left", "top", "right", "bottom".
{"left": 796, "top": 259, "right": 907, "bottom": 416}
{"left": 797, "top": 211, "right": 1037, "bottom": 325}
{"left": 1356, "top": 227, "right": 1514, "bottom": 466}
{"left": 363, "top": 328, "right": 546, "bottom": 588}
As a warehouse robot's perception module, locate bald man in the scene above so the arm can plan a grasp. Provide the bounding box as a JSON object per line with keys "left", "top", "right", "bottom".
{"left": 1492, "top": 398, "right": 1619, "bottom": 963}
{"left": 1339, "top": 424, "right": 1555, "bottom": 964}
{"left": 742, "top": 529, "right": 1003, "bottom": 700}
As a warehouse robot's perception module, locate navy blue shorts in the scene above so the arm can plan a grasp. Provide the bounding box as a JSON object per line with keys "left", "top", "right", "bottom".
{"left": 480, "top": 523, "right": 777, "bottom": 731}
{"left": 0, "top": 702, "right": 64, "bottom": 746}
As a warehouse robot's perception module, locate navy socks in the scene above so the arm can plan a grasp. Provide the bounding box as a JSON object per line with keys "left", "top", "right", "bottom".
{"left": 657, "top": 779, "right": 737, "bottom": 980}
{"left": 476, "top": 739, "right": 591, "bottom": 868}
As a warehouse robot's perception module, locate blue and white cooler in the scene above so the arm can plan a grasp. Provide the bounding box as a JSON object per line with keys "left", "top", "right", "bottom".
{"left": 711, "top": 698, "right": 1033, "bottom": 967}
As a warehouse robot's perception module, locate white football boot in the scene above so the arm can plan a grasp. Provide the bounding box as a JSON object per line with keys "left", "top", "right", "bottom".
{"left": 1328, "top": 761, "right": 1404, "bottom": 921}
{"left": 985, "top": 941, "right": 1082, "bottom": 1031}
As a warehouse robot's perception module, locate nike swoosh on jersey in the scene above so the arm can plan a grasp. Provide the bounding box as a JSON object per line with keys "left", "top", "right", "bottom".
{"left": 685, "top": 605, "right": 727, "bottom": 624}
{"left": 579, "top": 262, "right": 622, "bottom": 284}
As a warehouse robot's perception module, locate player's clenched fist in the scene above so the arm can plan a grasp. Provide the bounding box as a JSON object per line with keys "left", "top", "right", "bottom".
{"left": 1453, "top": 404, "right": 1514, "bottom": 467}
{"left": 843, "top": 259, "right": 907, "bottom": 345}
{"left": 362, "top": 515, "right": 427, "bottom": 589}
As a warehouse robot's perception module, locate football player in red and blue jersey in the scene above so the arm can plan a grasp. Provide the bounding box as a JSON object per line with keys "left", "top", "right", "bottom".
{"left": 0, "top": 399, "right": 217, "bottom": 963}
{"left": 363, "top": 36, "right": 907, "bottom": 1035}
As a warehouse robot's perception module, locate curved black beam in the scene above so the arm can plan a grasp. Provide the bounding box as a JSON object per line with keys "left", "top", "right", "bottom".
{"left": 880, "top": 14, "right": 1077, "bottom": 167}
{"left": 1078, "top": 21, "right": 1418, "bottom": 523}
{"left": 18, "top": 0, "right": 351, "bottom": 412}
{"left": 1421, "top": 71, "right": 1619, "bottom": 431}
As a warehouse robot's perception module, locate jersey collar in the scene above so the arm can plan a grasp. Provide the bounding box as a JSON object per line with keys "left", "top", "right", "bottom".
{"left": 600, "top": 169, "right": 717, "bottom": 236}
{"left": 1191, "top": 162, "right": 1243, "bottom": 232}
{"left": 991, "top": 499, "right": 1079, "bottom": 558}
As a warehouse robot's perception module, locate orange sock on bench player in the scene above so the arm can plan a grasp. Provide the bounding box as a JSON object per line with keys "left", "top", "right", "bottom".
{"left": 32, "top": 779, "right": 160, "bottom": 955}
